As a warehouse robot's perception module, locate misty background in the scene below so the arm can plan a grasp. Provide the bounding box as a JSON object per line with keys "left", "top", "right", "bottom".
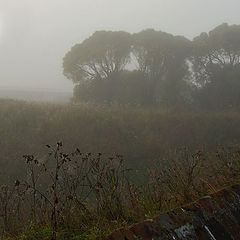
{"left": 0, "top": 0, "right": 239, "bottom": 95}
{"left": 2, "top": 1, "right": 240, "bottom": 238}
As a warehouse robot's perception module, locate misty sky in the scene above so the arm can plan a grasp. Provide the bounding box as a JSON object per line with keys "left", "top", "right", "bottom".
{"left": 0, "top": 0, "right": 240, "bottom": 92}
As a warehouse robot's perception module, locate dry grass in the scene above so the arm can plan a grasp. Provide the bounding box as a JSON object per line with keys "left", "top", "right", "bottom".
{"left": 1, "top": 99, "right": 240, "bottom": 239}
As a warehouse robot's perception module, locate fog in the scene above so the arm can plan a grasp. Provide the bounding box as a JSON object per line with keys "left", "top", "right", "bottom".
{"left": 2, "top": 1, "right": 240, "bottom": 237}
{"left": 0, "top": 0, "right": 239, "bottom": 92}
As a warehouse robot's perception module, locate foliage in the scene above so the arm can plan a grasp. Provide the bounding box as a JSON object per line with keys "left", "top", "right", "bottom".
{"left": 63, "top": 31, "right": 132, "bottom": 84}
{"left": 1, "top": 100, "right": 240, "bottom": 238}
{"left": 63, "top": 23, "right": 240, "bottom": 109}
{"left": 192, "top": 23, "right": 240, "bottom": 86}
{"left": 1, "top": 142, "right": 240, "bottom": 239}
{"left": 2, "top": 99, "right": 240, "bottom": 181}
{"left": 132, "top": 29, "right": 191, "bottom": 105}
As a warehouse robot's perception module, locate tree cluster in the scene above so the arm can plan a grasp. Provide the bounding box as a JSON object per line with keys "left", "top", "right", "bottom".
{"left": 63, "top": 23, "right": 240, "bottom": 109}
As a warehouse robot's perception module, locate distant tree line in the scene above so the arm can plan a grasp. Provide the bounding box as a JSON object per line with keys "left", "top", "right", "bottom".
{"left": 63, "top": 23, "right": 240, "bottom": 109}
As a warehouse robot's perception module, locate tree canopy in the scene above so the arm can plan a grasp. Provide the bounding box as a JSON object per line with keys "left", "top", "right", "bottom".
{"left": 63, "top": 23, "right": 240, "bottom": 109}
{"left": 192, "top": 23, "right": 240, "bottom": 86}
{"left": 63, "top": 31, "right": 132, "bottom": 84}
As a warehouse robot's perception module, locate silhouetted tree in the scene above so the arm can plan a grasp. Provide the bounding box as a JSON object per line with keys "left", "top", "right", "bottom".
{"left": 132, "top": 29, "right": 191, "bottom": 105}
{"left": 63, "top": 31, "right": 132, "bottom": 84}
{"left": 64, "top": 24, "right": 240, "bottom": 108}
{"left": 192, "top": 23, "right": 240, "bottom": 108}
{"left": 192, "top": 23, "right": 240, "bottom": 86}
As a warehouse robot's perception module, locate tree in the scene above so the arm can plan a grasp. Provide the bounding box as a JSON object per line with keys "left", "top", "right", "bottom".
{"left": 194, "top": 65, "right": 240, "bottom": 109}
{"left": 63, "top": 31, "right": 132, "bottom": 84}
{"left": 192, "top": 23, "right": 240, "bottom": 87}
{"left": 132, "top": 29, "right": 191, "bottom": 105}
{"left": 192, "top": 23, "right": 240, "bottom": 108}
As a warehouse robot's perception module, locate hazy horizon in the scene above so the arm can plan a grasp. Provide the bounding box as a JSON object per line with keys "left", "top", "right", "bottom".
{"left": 0, "top": 0, "right": 240, "bottom": 92}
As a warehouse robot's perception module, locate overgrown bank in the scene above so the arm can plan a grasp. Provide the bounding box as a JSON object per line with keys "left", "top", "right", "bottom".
{"left": 1, "top": 99, "right": 240, "bottom": 239}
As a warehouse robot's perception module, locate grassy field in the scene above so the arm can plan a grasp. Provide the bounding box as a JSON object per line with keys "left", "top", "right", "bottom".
{"left": 1, "top": 99, "right": 240, "bottom": 239}
{"left": 1, "top": 99, "right": 240, "bottom": 176}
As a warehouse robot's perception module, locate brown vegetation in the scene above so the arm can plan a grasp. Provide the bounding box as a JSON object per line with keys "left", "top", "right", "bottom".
{"left": 1, "top": 100, "right": 240, "bottom": 239}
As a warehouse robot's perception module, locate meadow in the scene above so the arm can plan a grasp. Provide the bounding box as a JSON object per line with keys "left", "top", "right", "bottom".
{"left": 1, "top": 99, "right": 240, "bottom": 239}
